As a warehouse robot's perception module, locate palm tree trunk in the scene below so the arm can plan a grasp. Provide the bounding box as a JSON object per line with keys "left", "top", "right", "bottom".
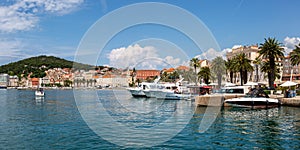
{"left": 218, "top": 74, "right": 222, "bottom": 89}
{"left": 243, "top": 71, "right": 248, "bottom": 84}
{"left": 230, "top": 71, "right": 233, "bottom": 83}
{"left": 240, "top": 69, "right": 243, "bottom": 86}
{"left": 270, "top": 58, "right": 275, "bottom": 88}
{"left": 255, "top": 65, "right": 259, "bottom": 82}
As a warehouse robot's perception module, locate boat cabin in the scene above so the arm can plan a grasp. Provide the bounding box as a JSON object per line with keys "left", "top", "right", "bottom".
{"left": 221, "top": 86, "right": 250, "bottom": 95}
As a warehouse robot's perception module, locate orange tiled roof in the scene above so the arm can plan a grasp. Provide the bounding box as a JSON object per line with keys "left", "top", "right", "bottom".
{"left": 176, "top": 65, "right": 189, "bottom": 71}
{"left": 31, "top": 78, "right": 39, "bottom": 82}
{"left": 93, "top": 75, "right": 99, "bottom": 79}
{"left": 165, "top": 68, "right": 175, "bottom": 73}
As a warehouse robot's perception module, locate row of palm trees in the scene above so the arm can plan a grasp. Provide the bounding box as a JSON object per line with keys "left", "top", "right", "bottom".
{"left": 190, "top": 37, "right": 300, "bottom": 89}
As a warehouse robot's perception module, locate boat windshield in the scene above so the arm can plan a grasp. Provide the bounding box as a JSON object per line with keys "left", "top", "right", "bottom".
{"left": 246, "top": 89, "right": 269, "bottom": 98}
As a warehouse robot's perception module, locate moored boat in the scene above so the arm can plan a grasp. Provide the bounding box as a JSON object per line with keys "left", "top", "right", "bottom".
{"left": 224, "top": 88, "right": 280, "bottom": 109}
{"left": 35, "top": 88, "right": 45, "bottom": 97}
{"left": 127, "top": 77, "right": 161, "bottom": 97}
{"left": 127, "top": 82, "right": 157, "bottom": 97}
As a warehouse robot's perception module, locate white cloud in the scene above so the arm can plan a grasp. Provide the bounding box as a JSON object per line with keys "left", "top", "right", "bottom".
{"left": 107, "top": 44, "right": 183, "bottom": 69}
{"left": 232, "top": 45, "right": 242, "bottom": 49}
{"left": 164, "top": 56, "right": 180, "bottom": 67}
{"left": 108, "top": 44, "right": 158, "bottom": 69}
{"left": 0, "top": 38, "right": 30, "bottom": 64}
{"left": 0, "top": 0, "right": 84, "bottom": 32}
{"left": 283, "top": 37, "right": 300, "bottom": 55}
{"left": 195, "top": 48, "right": 227, "bottom": 60}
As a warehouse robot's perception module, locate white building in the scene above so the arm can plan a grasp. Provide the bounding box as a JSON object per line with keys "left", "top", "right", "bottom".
{"left": 96, "top": 75, "right": 129, "bottom": 87}
{"left": 226, "top": 45, "right": 267, "bottom": 83}
{"left": 0, "top": 74, "right": 9, "bottom": 88}
{"left": 9, "top": 75, "right": 18, "bottom": 87}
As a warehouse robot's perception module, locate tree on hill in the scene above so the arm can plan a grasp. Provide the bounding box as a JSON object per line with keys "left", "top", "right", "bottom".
{"left": 0, "top": 55, "right": 95, "bottom": 78}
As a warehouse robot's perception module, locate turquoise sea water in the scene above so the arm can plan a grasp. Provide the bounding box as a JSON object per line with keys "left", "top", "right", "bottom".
{"left": 0, "top": 89, "right": 299, "bottom": 149}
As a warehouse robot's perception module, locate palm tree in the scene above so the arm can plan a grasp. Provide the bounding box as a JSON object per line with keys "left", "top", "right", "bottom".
{"left": 225, "top": 59, "right": 235, "bottom": 83}
{"left": 198, "top": 66, "right": 210, "bottom": 84}
{"left": 232, "top": 53, "right": 253, "bottom": 85}
{"left": 190, "top": 57, "right": 200, "bottom": 84}
{"left": 259, "top": 38, "right": 284, "bottom": 88}
{"left": 211, "top": 57, "right": 226, "bottom": 88}
{"left": 190, "top": 57, "right": 200, "bottom": 73}
{"left": 261, "top": 61, "right": 281, "bottom": 81}
{"left": 253, "top": 57, "right": 262, "bottom": 82}
{"left": 130, "top": 68, "right": 136, "bottom": 87}
{"left": 290, "top": 43, "right": 300, "bottom": 66}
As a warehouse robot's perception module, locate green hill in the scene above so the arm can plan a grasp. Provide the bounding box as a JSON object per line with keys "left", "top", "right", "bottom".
{"left": 0, "top": 55, "right": 94, "bottom": 78}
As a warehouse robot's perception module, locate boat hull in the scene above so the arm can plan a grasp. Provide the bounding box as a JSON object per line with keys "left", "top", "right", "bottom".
{"left": 127, "top": 88, "right": 146, "bottom": 97}
{"left": 156, "top": 90, "right": 191, "bottom": 100}
{"left": 35, "top": 91, "right": 45, "bottom": 97}
{"left": 224, "top": 97, "right": 280, "bottom": 109}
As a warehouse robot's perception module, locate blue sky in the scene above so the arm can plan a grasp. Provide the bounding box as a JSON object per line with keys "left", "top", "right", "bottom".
{"left": 0, "top": 0, "right": 300, "bottom": 69}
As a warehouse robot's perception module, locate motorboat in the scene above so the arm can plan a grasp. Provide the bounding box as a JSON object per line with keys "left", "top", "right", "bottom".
{"left": 224, "top": 88, "right": 280, "bottom": 109}
{"left": 127, "top": 77, "right": 161, "bottom": 97}
{"left": 156, "top": 90, "right": 192, "bottom": 100}
{"left": 35, "top": 88, "right": 45, "bottom": 97}
{"left": 155, "top": 81, "right": 193, "bottom": 100}
{"left": 220, "top": 86, "right": 250, "bottom": 96}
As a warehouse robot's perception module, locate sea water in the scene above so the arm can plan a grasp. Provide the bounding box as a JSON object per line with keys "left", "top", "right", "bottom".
{"left": 0, "top": 89, "right": 299, "bottom": 149}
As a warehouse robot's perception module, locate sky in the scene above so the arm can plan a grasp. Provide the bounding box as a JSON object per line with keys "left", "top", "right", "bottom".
{"left": 0, "top": 0, "right": 300, "bottom": 69}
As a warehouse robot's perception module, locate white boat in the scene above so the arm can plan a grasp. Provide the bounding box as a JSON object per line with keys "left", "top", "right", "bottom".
{"left": 35, "top": 88, "right": 45, "bottom": 97}
{"left": 127, "top": 77, "right": 161, "bottom": 97}
{"left": 155, "top": 79, "right": 192, "bottom": 100}
{"left": 224, "top": 89, "right": 280, "bottom": 109}
{"left": 156, "top": 90, "right": 192, "bottom": 100}
{"left": 143, "top": 82, "right": 175, "bottom": 98}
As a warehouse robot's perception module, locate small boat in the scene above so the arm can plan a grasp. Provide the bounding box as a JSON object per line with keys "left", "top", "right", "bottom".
{"left": 35, "top": 88, "right": 45, "bottom": 97}
{"left": 224, "top": 88, "right": 280, "bottom": 109}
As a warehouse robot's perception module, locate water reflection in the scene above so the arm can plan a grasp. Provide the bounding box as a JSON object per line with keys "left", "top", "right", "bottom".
{"left": 35, "top": 96, "right": 44, "bottom": 105}
{"left": 192, "top": 106, "right": 300, "bottom": 149}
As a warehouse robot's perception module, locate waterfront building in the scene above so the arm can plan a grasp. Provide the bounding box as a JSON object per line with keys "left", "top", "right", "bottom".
{"left": 282, "top": 55, "right": 300, "bottom": 82}
{"left": 162, "top": 68, "right": 175, "bottom": 74}
{"left": 199, "top": 59, "right": 210, "bottom": 68}
{"left": 8, "top": 75, "right": 18, "bottom": 87}
{"left": 0, "top": 74, "right": 9, "bottom": 88}
{"left": 194, "top": 59, "right": 210, "bottom": 73}
{"left": 136, "top": 70, "right": 160, "bottom": 80}
{"left": 176, "top": 66, "right": 190, "bottom": 72}
{"left": 40, "top": 76, "right": 50, "bottom": 86}
{"left": 96, "top": 74, "right": 129, "bottom": 87}
{"left": 31, "top": 78, "right": 39, "bottom": 88}
{"left": 226, "top": 45, "right": 267, "bottom": 84}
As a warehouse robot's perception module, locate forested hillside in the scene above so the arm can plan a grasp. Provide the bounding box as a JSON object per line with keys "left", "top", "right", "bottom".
{"left": 0, "top": 55, "right": 94, "bottom": 78}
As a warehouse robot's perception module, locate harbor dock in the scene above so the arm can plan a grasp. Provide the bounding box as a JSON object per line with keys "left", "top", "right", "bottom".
{"left": 195, "top": 94, "right": 300, "bottom": 107}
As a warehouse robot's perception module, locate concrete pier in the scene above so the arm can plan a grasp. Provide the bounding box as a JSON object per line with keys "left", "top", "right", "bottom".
{"left": 281, "top": 96, "right": 300, "bottom": 107}
{"left": 195, "top": 94, "right": 244, "bottom": 107}
{"left": 195, "top": 94, "right": 300, "bottom": 107}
